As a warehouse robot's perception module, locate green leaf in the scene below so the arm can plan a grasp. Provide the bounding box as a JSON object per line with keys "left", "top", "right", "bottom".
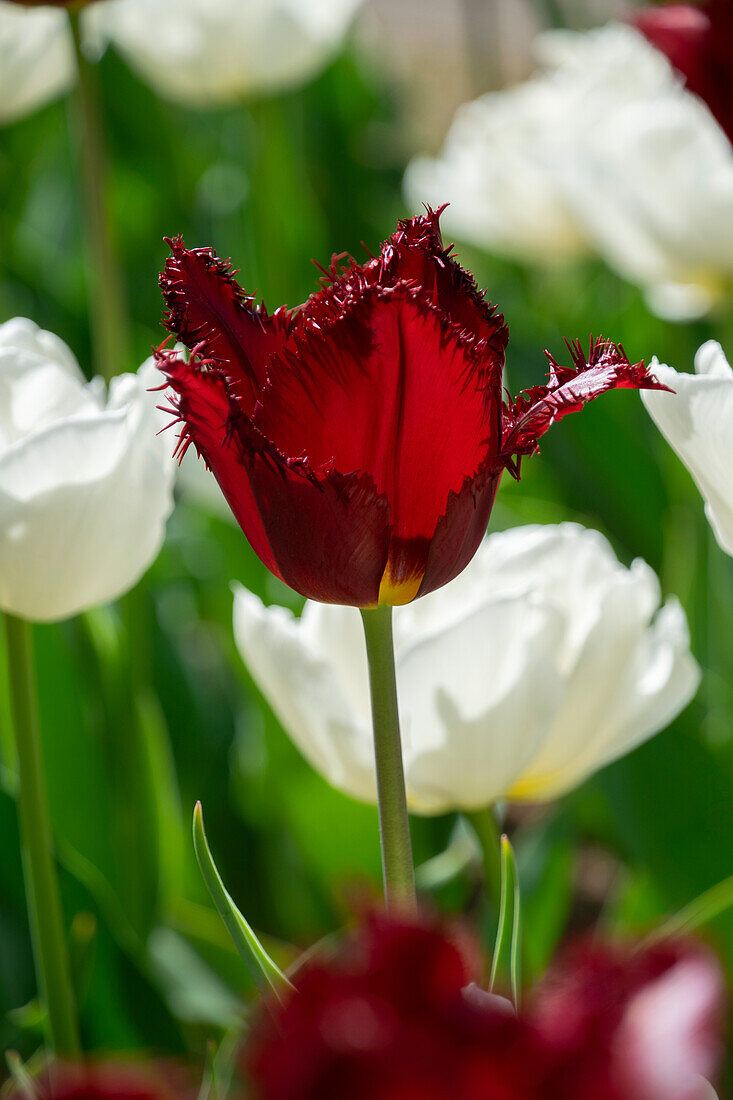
{"left": 489, "top": 835, "right": 522, "bottom": 1008}
{"left": 5, "top": 1052, "right": 38, "bottom": 1100}
{"left": 647, "top": 874, "right": 733, "bottom": 944}
{"left": 192, "top": 802, "right": 292, "bottom": 1002}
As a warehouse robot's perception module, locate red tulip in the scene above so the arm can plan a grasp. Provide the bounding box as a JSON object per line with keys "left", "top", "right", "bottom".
{"left": 532, "top": 939, "right": 724, "bottom": 1100}
{"left": 245, "top": 915, "right": 539, "bottom": 1100}
{"left": 157, "top": 209, "right": 663, "bottom": 607}
{"left": 634, "top": 1, "right": 733, "bottom": 143}
{"left": 244, "top": 915, "right": 724, "bottom": 1100}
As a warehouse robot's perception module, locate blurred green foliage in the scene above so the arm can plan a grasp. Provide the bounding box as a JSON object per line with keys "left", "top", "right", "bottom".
{"left": 0, "top": 18, "right": 731, "bottom": 1085}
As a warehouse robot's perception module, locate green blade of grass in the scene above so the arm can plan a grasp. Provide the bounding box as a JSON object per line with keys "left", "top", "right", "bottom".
{"left": 5, "top": 1052, "right": 38, "bottom": 1100}
{"left": 646, "top": 874, "right": 733, "bottom": 944}
{"left": 489, "top": 835, "right": 522, "bottom": 1008}
{"left": 192, "top": 802, "right": 292, "bottom": 1002}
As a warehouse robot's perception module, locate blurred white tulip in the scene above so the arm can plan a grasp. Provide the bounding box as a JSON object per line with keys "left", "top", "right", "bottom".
{"left": 0, "top": 1, "right": 75, "bottom": 125}
{"left": 233, "top": 523, "right": 699, "bottom": 814}
{"left": 643, "top": 341, "right": 733, "bottom": 557}
{"left": 405, "top": 23, "right": 733, "bottom": 320}
{"left": 0, "top": 0, "right": 362, "bottom": 125}
{"left": 91, "top": 0, "right": 363, "bottom": 107}
{"left": 0, "top": 319, "right": 175, "bottom": 622}
{"left": 404, "top": 72, "right": 589, "bottom": 265}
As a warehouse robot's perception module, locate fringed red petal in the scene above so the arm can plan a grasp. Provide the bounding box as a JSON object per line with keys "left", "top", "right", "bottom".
{"left": 160, "top": 237, "right": 293, "bottom": 411}
{"left": 379, "top": 206, "right": 509, "bottom": 352}
{"left": 155, "top": 344, "right": 390, "bottom": 606}
{"left": 500, "top": 337, "right": 669, "bottom": 474}
{"left": 297, "top": 208, "right": 508, "bottom": 359}
{"left": 155, "top": 346, "right": 283, "bottom": 580}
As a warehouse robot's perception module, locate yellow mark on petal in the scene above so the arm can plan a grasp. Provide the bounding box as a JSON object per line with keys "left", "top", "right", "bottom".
{"left": 506, "top": 772, "right": 565, "bottom": 802}
{"left": 378, "top": 565, "right": 424, "bottom": 606}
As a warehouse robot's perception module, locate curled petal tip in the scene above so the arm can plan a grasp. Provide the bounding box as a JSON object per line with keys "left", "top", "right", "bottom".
{"left": 501, "top": 337, "right": 665, "bottom": 465}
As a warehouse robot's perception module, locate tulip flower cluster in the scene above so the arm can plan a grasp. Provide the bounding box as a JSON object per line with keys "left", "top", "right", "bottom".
{"left": 245, "top": 915, "right": 724, "bottom": 1100}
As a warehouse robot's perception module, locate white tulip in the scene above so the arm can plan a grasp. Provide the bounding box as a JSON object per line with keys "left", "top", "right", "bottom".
{"left": 642, "top": 341, "right": 733, "bottom": 557}
{"left": 0, "top": 1, "right": 75, "bottom": 126}
{"left": 405, "top": 74, "right": 589, "bottom": 266}
{"left": 90, "top": 0, "right": 363, "bottom": 107}
{"left": 0, "top": 319, "right": 175, "bottom": 622}
{"left": 0, "top": 0, "right": 362, "bottom": 126}
{"left": 233, "top": 523, "right": 699, "bottom": 814}
{"left": 405, "top": 23, "right": 733, "bottom": 320}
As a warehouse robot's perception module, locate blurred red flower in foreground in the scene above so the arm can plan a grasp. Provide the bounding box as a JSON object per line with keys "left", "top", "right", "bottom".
{"left": 244, "top": 916, "right": 724, "bottom": 1100}
{"left": 157, "top": 209, "right": 663, "bottom": 607}
{"left": 36, "top": 1062, "right": 181, "bottom": 1100}
{"left": 635, "top": 1, "right": 733, "bottom": 143}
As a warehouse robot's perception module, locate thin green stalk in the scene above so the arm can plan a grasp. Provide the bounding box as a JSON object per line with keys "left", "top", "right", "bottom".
{"left": 68, "top": 11, "right": 130, "bottom": 381}
{"left": 360, "top": 606, "right": 416, "bottom": 914}
{"left": 4, "top": 615, "right": 80, "bottom": 1057}
{"left": 465, "top": 807, "right": 502, "bottom": 905}
{"left": 489, "top": 835, "right": 522, "bottom": 1009}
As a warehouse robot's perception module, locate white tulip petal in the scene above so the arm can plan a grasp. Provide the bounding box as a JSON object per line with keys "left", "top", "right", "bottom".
{"left": 589, "top": 599, "right": 700, "bottom": 764}
{"left": 298, "top": 600, "right": 371, "bottom": 721}
{"left": 0, "top": 2, "right": 74, "bottom": 126}
{"left": 91, "top": 0, "right": 363, "bottom": 106}
{"left": 508, "top": 564, "right": 660, "bottom": 799}
{"left": 514, "top": 599, "right": 700, "bottom": 800}
{"left": 405, "top": 22, "right": 733, "bottom": 319}
{"left": 0, "top": 316, "right": 82, "bottom": 376}
{"left": 0, "top": 321, "right": 175, "bottom": 621}
{"left": 643, "top": 350, "right": 733, "bottom": 556}
{"left": 233, "top": 523, "right": 697, "bottom": 814}
{"left": 694, "top": 340, "right": 733, "bottom": 380}
{"left": 398, "top": 597, "right": 565, "bottom": 814}
{"left": 232, "top": 586, "right": 376, "bottom": 803}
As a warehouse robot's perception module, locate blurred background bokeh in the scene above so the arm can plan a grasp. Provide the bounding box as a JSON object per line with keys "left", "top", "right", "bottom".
{"left": 0, "top": 0, "right": 730, "bottom": 1081}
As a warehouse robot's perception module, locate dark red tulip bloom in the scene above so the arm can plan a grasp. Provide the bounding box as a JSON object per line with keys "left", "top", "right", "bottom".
{"left": 531, "top": 939, "right": 725, "bottom": 1100}
{"left": 157, "top": 210, "right": 664, "bottom": 607}
{"left": 244, "top": 915, "right": 724, "bottom": 1100}
{"left": 245, "top": 915, "right": 540, "bottom": 1100}
{"left": 634, "top": 1, "right": 733, "bottom": 143}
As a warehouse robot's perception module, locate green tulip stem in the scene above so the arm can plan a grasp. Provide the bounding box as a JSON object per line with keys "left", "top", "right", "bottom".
{"left": 3, "top": 614, "right": 80, "bottom": 1057}
{"left": 465, "top": 806, "right": 503, "bottom": 905}
{"left": 68, "top": 11, "right": 130, "bottom": 381}
{"left": 360, "top": 605, "right": 417, "bottom": 914}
